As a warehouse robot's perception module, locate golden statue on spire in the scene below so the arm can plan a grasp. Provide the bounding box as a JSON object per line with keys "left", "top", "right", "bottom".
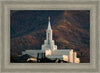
{"left": 48, "top": 16, "right": 50, "bottom": 21}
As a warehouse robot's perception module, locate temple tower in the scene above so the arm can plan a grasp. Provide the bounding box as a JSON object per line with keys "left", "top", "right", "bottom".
{"left": 46, "top": 17, "right": 52, "bottom": 48}
{"left": 42, "top": 17, "right": 57, "bottom": 51}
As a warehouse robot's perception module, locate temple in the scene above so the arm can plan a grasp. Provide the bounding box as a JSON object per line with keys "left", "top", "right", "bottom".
{"left": 22, "top": 17, "right": 80, "bottom": 63}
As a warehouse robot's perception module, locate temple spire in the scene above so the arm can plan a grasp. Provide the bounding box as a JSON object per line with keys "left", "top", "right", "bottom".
{"left": 47, "top": 16, "right": 51, "bottom": 30}
{"left": 42, "top": 16, "right": 57, "bottom": 51}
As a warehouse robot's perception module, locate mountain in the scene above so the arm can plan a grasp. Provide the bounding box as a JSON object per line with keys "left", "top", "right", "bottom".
{"left": 10, "top": 10, "right": 90, "bottom": 63}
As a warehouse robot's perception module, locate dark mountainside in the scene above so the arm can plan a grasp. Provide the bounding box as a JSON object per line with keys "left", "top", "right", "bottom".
{"left": 10, "top": 10, "right": 90, "bottom": 63}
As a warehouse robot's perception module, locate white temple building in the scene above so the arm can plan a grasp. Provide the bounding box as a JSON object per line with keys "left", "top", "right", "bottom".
{"left": 22, "top": 17, "right": 80, "bottom": 63}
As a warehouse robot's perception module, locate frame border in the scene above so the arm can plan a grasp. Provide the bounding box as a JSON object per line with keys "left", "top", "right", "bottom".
{"left": 0, "top": 0, "right": 100, "bottom": 73}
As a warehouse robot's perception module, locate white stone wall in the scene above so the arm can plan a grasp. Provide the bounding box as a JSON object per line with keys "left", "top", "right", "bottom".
{"left": 46, "top": 55, "right": 63, "bottom": 60}
{"left": 42, "top": 39, "right": 57, "bottom": 51}
{"left": 45, "top": 49, "right": 51, "bottom": 56}
{"left": 63, "top": 55, "right": 68, "bottom": 61}
{"left": 68, "top": 50, "right": 73, "bottom": 63}
{"left": 73, "top": 52, "right": 80, "bottom": 63}
{"left": 45, "top": 49, "right": 72, "bottom": 62}
{"left": 51, "top": 50, "right": 71, "bottom": 56}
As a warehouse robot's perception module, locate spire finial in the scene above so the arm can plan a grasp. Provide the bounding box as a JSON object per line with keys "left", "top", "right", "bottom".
{"left": 48, "top": 16, "right": 50, "bottom": 21}
{"left": 47, "top": 16, "right": 51, "bottom": 30}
